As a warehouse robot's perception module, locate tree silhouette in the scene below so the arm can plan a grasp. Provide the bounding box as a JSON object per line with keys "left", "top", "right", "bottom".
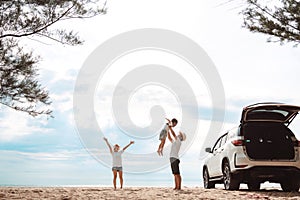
{"left": 242, "top": 0, "right": 300, "bottom": 46}
{"left": 0, "top": 0, "right": 106, "bottom": 117}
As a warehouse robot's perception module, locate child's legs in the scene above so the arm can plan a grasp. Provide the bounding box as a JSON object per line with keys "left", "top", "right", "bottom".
{"left": 158, "top": 130, "right": 167, "bottom": 151}
{"left": 112, "top": 170, "right": 118, "bottom": 189}
{"left": 118, "top": 171, "right": 123, "bottom": 188}
{"left": 158, "top": 138, "right": 166, "bottom": 150}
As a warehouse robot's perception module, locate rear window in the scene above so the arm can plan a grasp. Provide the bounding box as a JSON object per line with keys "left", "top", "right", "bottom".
{"left": 246, "top": 109, "right": 290, "bottom": 121}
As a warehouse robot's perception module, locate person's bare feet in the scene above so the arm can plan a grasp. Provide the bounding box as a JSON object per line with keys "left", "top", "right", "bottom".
{"left": 157, "top": 149, "right": 163, "bottom": 156}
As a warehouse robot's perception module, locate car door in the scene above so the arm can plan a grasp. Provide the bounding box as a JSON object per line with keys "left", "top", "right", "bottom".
{"left": 208, "top": 135, "right": 224, "bottom": 177}
{"left": 213, "top": 134, "right": 228, "bottom": 177}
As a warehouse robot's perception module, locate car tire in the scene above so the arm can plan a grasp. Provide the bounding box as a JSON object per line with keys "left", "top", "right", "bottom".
{"left": 280, "top": 180, "right": 300, "bottom": 192}
{"left": 203, "top": 168, "right": 215, "bottom": 189}
{"left": 223, "top": 161, "right": 239, "bottom": 190}
{"left": 247, "top": 181, "right": 260, "bottom": 191}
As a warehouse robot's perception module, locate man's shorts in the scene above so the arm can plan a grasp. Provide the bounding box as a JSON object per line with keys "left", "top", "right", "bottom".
{"left": 112, "top": 166, "right": 123, "bottom": 172}
{"left": 170, "top": 157, "right": 180, "bottom": 175}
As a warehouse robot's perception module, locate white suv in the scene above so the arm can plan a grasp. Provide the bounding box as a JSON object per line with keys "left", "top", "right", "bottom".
{"left": 203, "top": 103, "right": 300, "bottom": 192}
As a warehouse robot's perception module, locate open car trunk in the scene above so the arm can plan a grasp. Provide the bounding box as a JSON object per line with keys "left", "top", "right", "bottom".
{"left": 242, "top": 122, "right": 295, "bottom": 160}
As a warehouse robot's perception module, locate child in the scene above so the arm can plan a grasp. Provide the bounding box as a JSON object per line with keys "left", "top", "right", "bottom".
{"left": 157, "top": 118, "right": 178, "bottom": 156}
{"left": 103, "top": 137, "right": 134, "bottom": 190}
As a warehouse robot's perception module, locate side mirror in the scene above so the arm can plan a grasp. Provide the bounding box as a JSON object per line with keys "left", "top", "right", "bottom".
{"left": 205, "top": 147, "right": 212, "bottom": 153}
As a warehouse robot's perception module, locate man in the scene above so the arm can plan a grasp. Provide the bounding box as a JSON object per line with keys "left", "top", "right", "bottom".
{"left": 167, "top": 126, "right": 186, "bottom": 190}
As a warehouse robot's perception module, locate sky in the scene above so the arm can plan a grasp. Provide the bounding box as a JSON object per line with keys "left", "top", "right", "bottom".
{"left": 1, "top": 0, "right": 300, "bottom": 187}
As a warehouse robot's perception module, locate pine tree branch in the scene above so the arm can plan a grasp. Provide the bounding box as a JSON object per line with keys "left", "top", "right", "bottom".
{"left": 36, "top": 33, "right": 69, "bottom": 45}
{"left": 0, "top": 101, "right": 53, "bottom": 117}
{"left": 0, "top": 4, "right": 75, "bottom": 39}
{"left": 248, "top": 0, "right": 299, "bottom": 33}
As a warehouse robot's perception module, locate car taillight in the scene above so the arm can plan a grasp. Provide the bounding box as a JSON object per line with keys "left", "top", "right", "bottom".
{"left": 231, "top": 139, "right": 244, "bottom": 146}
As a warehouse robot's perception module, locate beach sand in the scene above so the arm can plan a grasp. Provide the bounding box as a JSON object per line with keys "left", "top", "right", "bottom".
{"left": 0, "top": 187, "right": 299, "bottom": 200}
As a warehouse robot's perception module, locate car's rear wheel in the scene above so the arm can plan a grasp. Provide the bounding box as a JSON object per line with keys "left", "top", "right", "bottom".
{"left": 280, "top": 180, "right": 300, "bottom": 192}
{"left": 203, "top": 168, "right": 215, "bottom": 189}
{"left": 223, "top": 161, "right": 239, "bottom": 190}
{"left": 247, "top": 181, "right": 260, "bottom": 191}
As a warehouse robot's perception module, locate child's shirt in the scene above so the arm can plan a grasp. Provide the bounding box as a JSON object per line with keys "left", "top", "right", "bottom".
{"left": 112, "top": 150, "right": 124, "bottom": 167}
{"left": 159, "top": 124, "right": 170, "bottom": 140}
{"left": 163, "top": 124, "right": 170, "bottom": 132}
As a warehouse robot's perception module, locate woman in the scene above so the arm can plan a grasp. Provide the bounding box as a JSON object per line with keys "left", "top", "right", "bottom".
{"left": 103, "top": 137, "right": 134, "bottom": 189}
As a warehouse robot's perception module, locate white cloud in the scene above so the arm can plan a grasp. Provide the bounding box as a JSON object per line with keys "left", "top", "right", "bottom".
{"left": 0, "top": 68, "right": 76, "bottom": 142}
{"left": 0, "top": 107, "right": 53, "bottom": 141}
{"left": 92, "top": 49, "right": 215, "bottom": 143}
{"left": 17, "top": 150, "right": 90, "bottom": 161}
{"left": 51, "top": 92, "right": 73, "bottom": 113}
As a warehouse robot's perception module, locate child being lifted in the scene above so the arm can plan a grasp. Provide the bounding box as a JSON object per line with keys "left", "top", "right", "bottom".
{"left": 157, "top": 118, "right": 178, "bottom": 156}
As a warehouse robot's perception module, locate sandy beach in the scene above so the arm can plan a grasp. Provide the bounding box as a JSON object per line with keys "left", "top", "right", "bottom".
{"left": 0, "top": 187, "right": 299, "bottom": 200}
